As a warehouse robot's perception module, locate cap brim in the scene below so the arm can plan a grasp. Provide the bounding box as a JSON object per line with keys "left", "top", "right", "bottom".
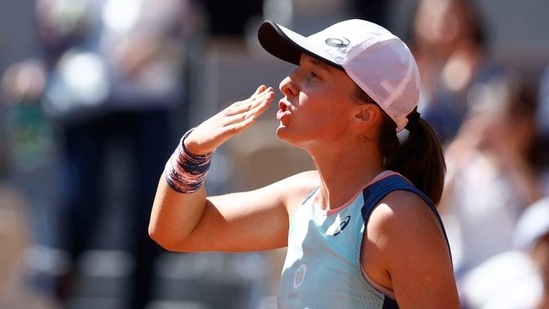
{"left": 257, "top": 20, "right": 342, "bottom": 70}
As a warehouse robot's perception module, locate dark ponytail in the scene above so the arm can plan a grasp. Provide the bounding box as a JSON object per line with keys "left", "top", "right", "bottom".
{"left": 355, "top": 85, "right": 446, "bottom": 205}
{"left": 378, "top": 112, "right": 446, "bottom": 205}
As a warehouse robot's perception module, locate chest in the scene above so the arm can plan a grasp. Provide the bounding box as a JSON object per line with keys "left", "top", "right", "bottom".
{"left": 277, "top": 194, "right": 389, "bottom": 308}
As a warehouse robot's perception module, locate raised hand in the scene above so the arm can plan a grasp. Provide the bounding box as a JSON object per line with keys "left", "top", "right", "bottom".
{"left": 184, "top": 85, "right": 275, "bottom": 155}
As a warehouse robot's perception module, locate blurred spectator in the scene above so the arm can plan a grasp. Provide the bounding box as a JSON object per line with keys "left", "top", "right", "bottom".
{"left": 0, "top": 182, "right": 59, "bottom": 309}
{"left": 1, "top": 56, "right": 60, "bottom": 307}
{"left": 1, "top": 59, "right": 51, "bottom": 170}
{"left": 33, "top": 0, "right": 205, "bottom": 308}
{"left": 408, "top": 0, "right": 504, "bottom": 144}
{"left": 459, "top": 196, "right": 549, "bottom": 309}
{"left": 439, "top": 74, "right": 543, "bottom": 301}
{"left": 0, "top": 183, "right": 30, "bottom": 307}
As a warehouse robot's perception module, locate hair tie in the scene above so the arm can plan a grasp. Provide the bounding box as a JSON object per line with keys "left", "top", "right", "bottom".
{"left": 405, "top": 109, "right": 421, "bottom": 131}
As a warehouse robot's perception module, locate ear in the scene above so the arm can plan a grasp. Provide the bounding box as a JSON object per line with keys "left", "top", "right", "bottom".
{"left": 354, "top": 104, "right": 381, "bottom": 126}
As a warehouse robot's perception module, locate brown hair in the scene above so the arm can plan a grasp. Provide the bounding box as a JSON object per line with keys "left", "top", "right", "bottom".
{"left": 356, "top": 87, "right": 446, "bottom": 205}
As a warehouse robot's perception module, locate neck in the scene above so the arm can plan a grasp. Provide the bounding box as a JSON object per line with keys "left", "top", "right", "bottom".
{"left": 310, "top": 145, "right": 385, "bottom": 210}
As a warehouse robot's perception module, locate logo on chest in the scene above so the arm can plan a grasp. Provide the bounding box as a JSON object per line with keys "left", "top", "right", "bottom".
{"left": 293, "top": 263, "right": 307, "bottom": 289}
{"left": 332, "top": 215, "right": 351, "bottom": 236}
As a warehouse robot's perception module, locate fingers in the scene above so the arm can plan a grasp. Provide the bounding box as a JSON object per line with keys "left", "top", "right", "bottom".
{"left": 254, "top": 84, "right": 268, "bottom": 95}
{"left": 185, "top": 86, "right": 275, "bottom": 154}
{"left": 222, "top": 86, "right": 274, "bottom": 130}
{"left": 227, "top": 85, "right": 274, "bottom": 116}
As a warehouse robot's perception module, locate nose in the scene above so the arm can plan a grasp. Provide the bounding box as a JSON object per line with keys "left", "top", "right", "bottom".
{"left": 279, "top": 75, "right": 298, "bottom": 97}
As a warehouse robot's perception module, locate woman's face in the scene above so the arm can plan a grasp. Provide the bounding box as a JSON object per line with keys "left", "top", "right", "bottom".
{"left": 276, "top": 54, "right": 362, "bottom": 148}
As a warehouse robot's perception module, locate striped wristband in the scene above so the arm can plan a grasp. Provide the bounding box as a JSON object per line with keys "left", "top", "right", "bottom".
{"left": 164, "top": 129, "right": 213, "bottom": 193}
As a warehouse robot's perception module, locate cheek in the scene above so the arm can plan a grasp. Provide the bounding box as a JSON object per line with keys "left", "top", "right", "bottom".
{"left": 311, "top": 107, "right": 353, "bottom": 140}
{"left": 295, "top": 86, "right": 355, "bottom": 135}
{"left": 301, "top": 96, "right": 341, "bottom": 125}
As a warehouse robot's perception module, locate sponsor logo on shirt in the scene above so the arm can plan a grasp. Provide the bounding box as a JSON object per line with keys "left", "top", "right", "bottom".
{"left": 332, "top": 215, "right": 351, "bottom": 236}
{"left": 293, "top": 263, "right": 307, "bottom": 289}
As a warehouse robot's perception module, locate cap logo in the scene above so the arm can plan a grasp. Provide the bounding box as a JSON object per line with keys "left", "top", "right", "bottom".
{"left": 325, "top": 37, "right": 350, "bottom": 48}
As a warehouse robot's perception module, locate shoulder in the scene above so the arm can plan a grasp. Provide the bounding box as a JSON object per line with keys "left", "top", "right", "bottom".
{"left": 255, "top": 170, "right": 320, "bottom": 212}
{"left": 363, "top": 190, "right": 458, "bottom": 306}
{"left": 267, "top": 170, "right": 319, "bottom": 191}
{"left": 278, "top": 170, "right": 320, "bottom": 210}
{"left": 366, "top": 188, "right": 451, "bottom": 268}
{"left": 365, "top": 189, "right": 448, "bottom": 273}
{"left": 368, "top": 190, "right": 442, "bottom": 240}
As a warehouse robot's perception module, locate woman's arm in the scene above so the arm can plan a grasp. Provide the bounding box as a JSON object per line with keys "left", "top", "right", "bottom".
{"left": 149, "top": 85, "right": 317, "bottom": 252}
{"left": 150, "top": 170, "right": 318, "bottom": 252}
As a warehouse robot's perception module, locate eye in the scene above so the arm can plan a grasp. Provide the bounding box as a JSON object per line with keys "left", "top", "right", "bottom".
{"left": 308, "top": 70, "right": 320, "bottom": 79}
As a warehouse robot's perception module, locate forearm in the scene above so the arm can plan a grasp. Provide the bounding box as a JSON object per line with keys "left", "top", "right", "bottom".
{"left": 149, "top": 174, "right": 207, "bottom": 251}
{"left": 148, "top": 85, "right": 274, "bottom": 250}
{"left": 148, "top": 128, "right": 212, "bottom": 251}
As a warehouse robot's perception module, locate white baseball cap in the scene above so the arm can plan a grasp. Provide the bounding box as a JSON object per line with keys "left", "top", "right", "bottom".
{"left": 258, "top": 19, "right": 420, "bottom": 132}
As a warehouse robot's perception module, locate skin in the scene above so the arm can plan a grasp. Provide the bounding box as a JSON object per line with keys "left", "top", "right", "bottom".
{"left": 149, "top": 54, "right": 460, "bottom": 308}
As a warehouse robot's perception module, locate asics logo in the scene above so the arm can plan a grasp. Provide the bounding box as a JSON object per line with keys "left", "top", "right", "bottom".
{"left": 333, "top": 215, "right": 351, "bottom": 236}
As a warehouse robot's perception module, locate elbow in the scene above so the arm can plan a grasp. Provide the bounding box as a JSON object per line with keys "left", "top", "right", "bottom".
{"left": 148, "top": 224, "right": 165, "bottom": 248}
{"left": 148, "top": 223, "right": 180, "bottom": 252}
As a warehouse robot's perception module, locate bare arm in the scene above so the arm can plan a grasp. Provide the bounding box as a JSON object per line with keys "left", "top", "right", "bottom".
{"left": 149, "top": 85, "right": 317, "bottom": 252}
{"left": 362, "top": 191, "right": 460, "bottom": 308}
{"left": 150, "top": 171, "right": 318, "bottom": 252}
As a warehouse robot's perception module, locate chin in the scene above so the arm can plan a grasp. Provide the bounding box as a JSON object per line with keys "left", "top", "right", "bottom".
{"left": 276, "top": 125, "right": 294, "bottom": 142}
{"left": 276, "top": 125, "right": 288, "bottom": 139}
